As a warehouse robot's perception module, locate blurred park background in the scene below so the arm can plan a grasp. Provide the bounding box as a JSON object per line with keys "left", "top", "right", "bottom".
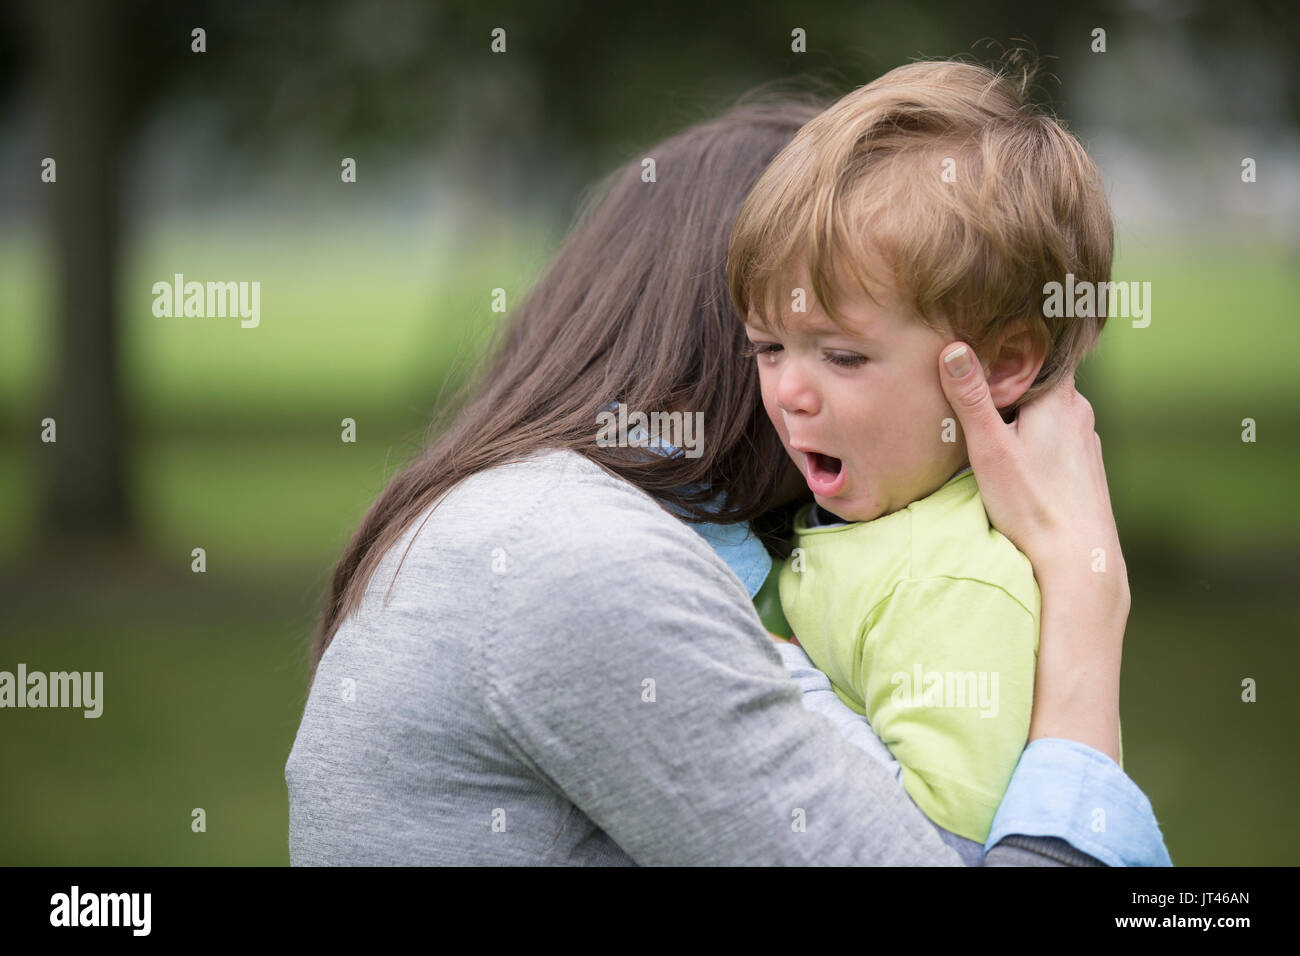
{"left": 0, "top": 0, "right": 1296, "bottom": 865}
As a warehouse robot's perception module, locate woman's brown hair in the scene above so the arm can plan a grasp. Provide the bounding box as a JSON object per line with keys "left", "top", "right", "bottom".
{"left": 310, "top": 94, "right": 826, "bottom": 675}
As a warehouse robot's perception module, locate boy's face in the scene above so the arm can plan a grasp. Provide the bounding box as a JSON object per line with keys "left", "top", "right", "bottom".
{"left": 746, "top": 267, "right": 969, "bottom": 522}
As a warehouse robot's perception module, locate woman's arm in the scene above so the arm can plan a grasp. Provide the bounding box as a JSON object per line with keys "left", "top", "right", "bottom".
{"left": 936, "top": 343, "right": 1171, "bottom": 865}
{"left": 939, "top": 343, "right": 1126, "bottom": 761}
{"left": 775, "top": 637, "right": 903, "bottom": 780}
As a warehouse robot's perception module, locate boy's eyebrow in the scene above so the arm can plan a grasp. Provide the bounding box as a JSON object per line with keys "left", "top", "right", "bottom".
{"left": 795, "top": 315, "right": 879, "bottom": 342}
{"left": 746, "top": 316, "right": 876, "bottom": 342}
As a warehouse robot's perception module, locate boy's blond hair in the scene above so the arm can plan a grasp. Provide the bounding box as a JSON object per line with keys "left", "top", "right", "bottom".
{"left": 728, "top": 59, "right": 1113, "bottom": 405}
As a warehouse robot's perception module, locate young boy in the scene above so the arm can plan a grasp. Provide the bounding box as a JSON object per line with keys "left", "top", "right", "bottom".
{"left": 728, "top": 60, "right": 1121, "bottom": 858}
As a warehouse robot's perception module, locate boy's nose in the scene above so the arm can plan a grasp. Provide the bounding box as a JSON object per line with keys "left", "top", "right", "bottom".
{"left": 775, "top": 361, "right": 820, "bottom": 416}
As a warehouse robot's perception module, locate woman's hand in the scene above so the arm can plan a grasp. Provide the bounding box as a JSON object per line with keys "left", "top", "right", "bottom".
{"left": 938, "top": 343, "right": 1126, "bottom": 763}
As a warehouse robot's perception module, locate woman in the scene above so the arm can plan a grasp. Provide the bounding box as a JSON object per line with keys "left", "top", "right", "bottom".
{"left": 285, "top": 96, "right": 1168, "bottom": 866}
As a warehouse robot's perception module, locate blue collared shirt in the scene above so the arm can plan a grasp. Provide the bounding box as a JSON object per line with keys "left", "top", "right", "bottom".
{"left": 607, "top": 405, "right": 773, "bottom": 599}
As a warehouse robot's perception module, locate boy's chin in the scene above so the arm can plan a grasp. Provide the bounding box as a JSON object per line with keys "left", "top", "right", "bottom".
{"left": 813, "top": 492, "right": 880, "bottom": 524}
{"left": 816, "top": 486, "right": 899, "bottom": 522}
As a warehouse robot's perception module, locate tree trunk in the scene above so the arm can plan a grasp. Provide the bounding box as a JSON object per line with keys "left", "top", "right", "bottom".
{"left": 32, "top": 0, "right": 129, "bottom": 538}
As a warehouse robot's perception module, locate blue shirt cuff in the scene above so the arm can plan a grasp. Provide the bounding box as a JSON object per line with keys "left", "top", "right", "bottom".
{"left": 986, "top": 737, "right": 1173, "bottom": 866}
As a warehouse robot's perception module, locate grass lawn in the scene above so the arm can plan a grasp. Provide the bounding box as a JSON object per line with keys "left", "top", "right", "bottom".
{"left": 0, "top": 563, "right": 1289, "bottom": 865}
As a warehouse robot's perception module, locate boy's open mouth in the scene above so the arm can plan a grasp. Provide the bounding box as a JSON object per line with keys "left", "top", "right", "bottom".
{"left": 803, "top": 450, "right": 847, "bottom": 497}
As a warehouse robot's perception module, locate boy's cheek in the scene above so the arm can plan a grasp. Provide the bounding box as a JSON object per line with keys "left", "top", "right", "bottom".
{"left": 759, "top": 386, "right": 784, "bottom": 432}
{"left": 757, "top": 392, "right": 787, "bottom": 446}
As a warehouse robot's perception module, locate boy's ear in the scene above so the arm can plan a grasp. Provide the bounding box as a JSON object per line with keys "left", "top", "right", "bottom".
{"left": 981, "top": 318, "right": 1049, "bottom": 410}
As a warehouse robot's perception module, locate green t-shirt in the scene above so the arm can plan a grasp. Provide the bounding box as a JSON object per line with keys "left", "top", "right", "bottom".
{"left": 776, "top": 470, "right": 1047, "bottom": 844}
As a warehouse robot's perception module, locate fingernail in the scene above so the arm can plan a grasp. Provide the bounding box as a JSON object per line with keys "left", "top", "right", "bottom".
{"left": 944, "top": 345, "right": 971, "bottom": 378}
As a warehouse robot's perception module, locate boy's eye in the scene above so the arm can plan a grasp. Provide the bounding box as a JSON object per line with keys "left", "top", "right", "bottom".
{"left": 826, "top": 351, "right": 868, "bottom": 369}
{"left": 742, "top": 342, "right": 783, "bottom": 362}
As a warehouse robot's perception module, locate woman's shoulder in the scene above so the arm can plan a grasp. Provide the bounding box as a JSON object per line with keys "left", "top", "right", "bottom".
{"left": 439, "top": 447, "right": 675, "bottom": 532}
{"left": 374, "top": 447, "right": 739, "bottom": 597}
{"left": 449, "top": 447, "right": 646, "bottom": 509}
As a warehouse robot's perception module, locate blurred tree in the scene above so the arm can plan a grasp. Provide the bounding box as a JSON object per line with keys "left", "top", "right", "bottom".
{"left": 29, "top": 0, "right": 132, "bottom": 536}
{"left": 21, "top": 0, "right": 220, "bottom": 540}
{"left": 5, "top": 0, "right": 1296, "bottom": 544}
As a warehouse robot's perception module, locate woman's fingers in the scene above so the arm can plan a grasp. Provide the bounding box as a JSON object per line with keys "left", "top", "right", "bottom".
{"left": 939, "top": 344, "right": 1007, "bottom": 470}
{"left": 937, "top": 342, "right": 1120, "bottom": 584}
{"left": 938, "top": 349, "right": 1129, "bottom": 760}
{"left": 938, "top": 342, "right": 1035, "bottom": 546}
